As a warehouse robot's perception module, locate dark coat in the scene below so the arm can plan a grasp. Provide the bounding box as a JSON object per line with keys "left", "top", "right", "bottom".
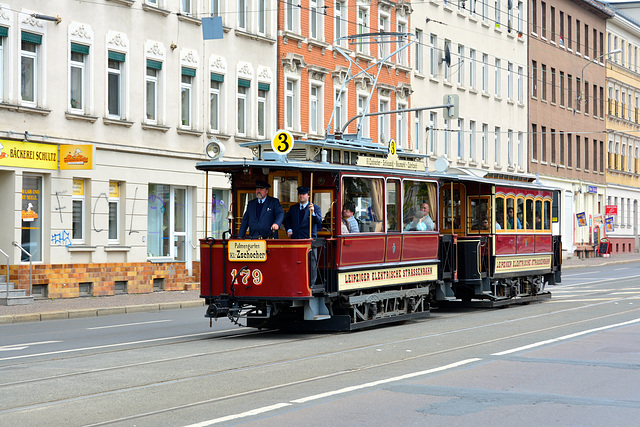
{"left": 283, "top": 203, "right": 322, "bottom": 239}
{"left": 238, "top": 196, "right": 284, "bottom": 239}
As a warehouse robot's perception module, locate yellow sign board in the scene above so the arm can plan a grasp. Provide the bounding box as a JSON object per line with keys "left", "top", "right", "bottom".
{"left": 228, "top": 240, "right": 267, "bottom": 262}
{"left": 494, "top": 254, "right": 552, "bottom": 274}
{"left": 338, "top": 264, "right": 438, "bottom": 291}
{"left": 60, "top": 144, "right": 95, "bottom": 170}
{"left": 73, "top": 179, "right": 85, "bottom": 196}
{"left": 271, "top": 130, "right": 294, "bottom": 155}
{"left": 357, "top": 141, "right": 424, "bottom": 171}
{"left": 109, "top": 181, "right": 120, "bottom": 198}
{"left": 0, "top": 139, "right": 58, "bottom": 170}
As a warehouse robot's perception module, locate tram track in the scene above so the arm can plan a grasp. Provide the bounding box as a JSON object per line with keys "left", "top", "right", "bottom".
{"left": 2, "top": 291, "right": 640, "bottom": 423}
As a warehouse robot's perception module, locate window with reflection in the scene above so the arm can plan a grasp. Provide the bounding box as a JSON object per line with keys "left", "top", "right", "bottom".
{"left": 535, "top": 199, "right": 543, "bottom": 230}
{"left": 387, "top": 179, "right": 401, "bottom": 231}
{"left": 525, "top": 198, "right": 534, "bottom": 230}
{"left": 314, "top": 190, "right": 333, "bottom": 235}
{"left": 442, "top": 186, "right": 462, "bottom": 231}
{"left": 342, "top": 176, "right": 384, "bottom": 232}
{"left": 403, "top": 180, "right": 437, "bottom": 231}
{"left": 544, "top": 199, "right": 551, "bottom": 230}
{"left": 516, "top": 197, "right": 525, "bottom": 230}
{"left": 495, "top": 196, "right": 505, "bottom": 230}
{"left": 469, "top": 197, "right": 490, "bottom": 232}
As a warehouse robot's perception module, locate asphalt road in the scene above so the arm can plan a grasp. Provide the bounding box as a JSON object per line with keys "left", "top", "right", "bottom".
{"left": 1, "top": 263, "right": 640, "bottom": 426}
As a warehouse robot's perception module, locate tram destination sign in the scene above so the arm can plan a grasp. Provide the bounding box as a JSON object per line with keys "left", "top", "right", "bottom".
{"left": 228, "top": 240, "right": 267, "bottom": 262}
{"left": 357, "top": 140, "right": 424, "bottom": 171}
{"left": 338, "top": 264, "right": 437, "bottom": 291}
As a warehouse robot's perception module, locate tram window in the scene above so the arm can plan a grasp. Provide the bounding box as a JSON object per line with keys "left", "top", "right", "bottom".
{"left": 342, "top": 177, "right": 384, "bottom": 232}
{"left": 387, "top": 179, "right": 401, "bottom": 231}
{"left": 403, "top": 180, "right": 437, "bottom": 231}
{"left": 271, "top": 174, "right": 300, "bottom": 213}
{"left": 315, "top": 191, "right": 333, "bottom": 235}
{"left": 496, "top": 197, "right": 505, "bottom": 230}
{"left": 544, "top": 200, "right": 551, "bottom": 230}
{"left": 237, "top": 190, "right": 257, "bottom": 231}
{"left": 442, "top": 187, "right": 462, "bottom": 231}
{"left": 469, "top": 197, "right": 489, "bottom": 232}
{"left": 525, "top": 199, "right": 534, "bottom": 230}
{"left": 516, "top": 197, "right": 525, "bottom": 230}
{"left": 535, "top": 199, "right": 543, "bottom": 230}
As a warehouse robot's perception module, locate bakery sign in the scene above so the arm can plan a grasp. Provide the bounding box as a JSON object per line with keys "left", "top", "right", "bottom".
{"left": 0, "top": 139, "right": 94, "bottom": 170}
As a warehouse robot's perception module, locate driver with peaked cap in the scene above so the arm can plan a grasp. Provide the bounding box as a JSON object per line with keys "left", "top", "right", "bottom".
{"left": 238, "top": 180, "right": 284, "bottom": 239}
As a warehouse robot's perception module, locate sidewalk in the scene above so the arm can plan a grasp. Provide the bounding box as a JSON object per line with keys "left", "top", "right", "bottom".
{"left": 2, "top": 253, "right": 639, "bottom": 325}
{"left": 0, "top": 289, "right": 203, "bottom": 325}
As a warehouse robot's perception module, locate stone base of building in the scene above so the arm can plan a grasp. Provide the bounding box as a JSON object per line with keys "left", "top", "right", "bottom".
{"left": 2, "top": 262, "right": 201, "bottom": 299}
{"left": 606, "top": 238, "right": 638, "bottom": 255}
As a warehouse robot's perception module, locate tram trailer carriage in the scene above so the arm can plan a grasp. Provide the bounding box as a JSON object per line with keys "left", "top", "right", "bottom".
{"left": 197, "top": 152, "right": 561, "bottom": 331}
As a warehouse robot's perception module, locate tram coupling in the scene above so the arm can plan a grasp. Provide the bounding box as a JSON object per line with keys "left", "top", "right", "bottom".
{"left": 204, "top": 296, "right": 231, "bottom": 319}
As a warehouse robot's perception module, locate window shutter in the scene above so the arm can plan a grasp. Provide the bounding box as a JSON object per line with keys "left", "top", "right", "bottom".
{"left": 182, "top": 67, "right": 196, "bottom": 77}
{"left": 238, "top": 78, "right": 251, "bottom": 88}
{"left": 71, "top": 43, "right": 90, "bottom": 55}
{"left": 147, "top": 59, "right": 163, "bottom": 70}
{"left": 108, "top": 51, "right": 126, "bottom": 62}
{"left": 258, "top": 82, "right": 270, "bottom": 91}
{"left": 22, "top": 32, "right": 42, "bottom": 45}
{"left": 211, "top": 73, "right": 224, "bottom": 83}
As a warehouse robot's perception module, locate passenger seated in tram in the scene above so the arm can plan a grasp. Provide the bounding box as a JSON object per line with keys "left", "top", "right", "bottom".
{"left": 419, "top": 202, "right": 435, "bottom": 231}
{"left": 480, "top": 217, "right": 490, "bottom": 230}
{"left": 342, "top": 203, "right": 359, "bottom": 233}
{"left": 404, "top": 211, "right": 428, "bottom": 231}
{"left": 507, "top": 207, "right": 523, "bottom": 229}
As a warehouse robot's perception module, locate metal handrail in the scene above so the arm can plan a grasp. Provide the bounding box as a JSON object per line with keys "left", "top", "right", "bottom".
{"left": 12, "top": 242, "right": 32, "bottom": 297}
{"left": 0, "top": 248, "right": 8, "bottom": 299}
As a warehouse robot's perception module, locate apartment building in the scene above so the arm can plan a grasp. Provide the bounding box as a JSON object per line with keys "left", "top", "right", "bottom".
{"left": 0, "top": 1, "right": 277, "bottom": 298}
{"left": 528, "top": 0, "right": 613, "bottom": 257}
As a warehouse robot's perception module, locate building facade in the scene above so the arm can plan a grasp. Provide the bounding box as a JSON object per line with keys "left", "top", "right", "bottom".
{"left": 412, "top": 0, "right": 529, "bottom": 174}
{"left": 0, "top": 0, "right": 276, "bottom": 298}
{"left": 528, "top": 0, "right": 613, "bottom": 257}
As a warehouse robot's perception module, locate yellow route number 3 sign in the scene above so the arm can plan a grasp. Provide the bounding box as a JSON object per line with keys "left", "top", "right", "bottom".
{"left": 271, "top": 130, "right": 295, "bottom": 155}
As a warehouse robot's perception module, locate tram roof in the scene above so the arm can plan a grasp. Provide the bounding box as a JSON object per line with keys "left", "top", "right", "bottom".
{"left": 195, "top": 158, "right": 560, "bottom": 192}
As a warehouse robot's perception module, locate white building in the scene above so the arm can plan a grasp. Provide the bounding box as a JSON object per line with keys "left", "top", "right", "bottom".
{"left": 0, "top": 0, "right": 277, "bottom": 298}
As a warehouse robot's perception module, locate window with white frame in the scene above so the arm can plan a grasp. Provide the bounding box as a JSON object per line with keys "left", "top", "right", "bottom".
{"left": 517, "top": 1, "right": 523, "bottom": 33}
{"left": 257, "top": 0, "right": 266, "bottom": 35}
{"left": 238, "top": 0, "right": 247, "bottom": 30}
{"left": 444, "top": 40, "right": 451, "bottom": 81}
{"left": 507, "top": 130, "right": 513, "bottom": 165}
{"left": 285, "top": 0, "right": 300, "bottom": 33}
{"left": 148, "top": 184, "right": 189, "bottom": 261}
{"left": 482, "top": 123, "right": 488, "bottom": 163}
{"left": 444, "top": 118, "right": 450, "bottom": 155}
{"left": 335, "top": 1, "right": 347, "bottom": 46}
{"left": 182, "top": 0, "right": 192, "bottom": 15}
{"left": 146, "top": 60, "right": 162, "bottom": 123}
{"left": 258, "top": 82, "right": 268, "bottom": 138}
{"left": 107, "top": 51, "right": 125, "bottom": 118}
{"left": 415, "top": 30, "right": 423, "bottom": 73}
{"left": 181, "top": 68, "right": 195, "bottom": 128}
{"left": 211, "top": 0, "right": 221, "bottom": 16}
{"left": 0, "top": 29, "right": 4, "bottom": 101}
{"left": 147, "top": 0, "right": 159, "bottom": 6}
{"left": 378, "top": 12, "right": 390, "bottom": 62}
{"left": 21, "top": 32, "right": 41, "bottom": 106}
{"left": 310, "top": 0, "right": 324, "bottom": 41}
{"left": 482, "top": 0, "right": 489, "bottom": 20}
{"left": 108, "top": 181, "right": 120, "bottom": 243}
{"left": 517, "top": 66, "right": 524, "bottom": 103}
{"left": 494, "top": 0, "right": 501, "bottom": 25}
{"left": 457, "top": 45, "right": 464, "bottom": 86}
{"left": 494, "top": 126, "right": 501, "bottom": 164}
{"left": 482, "top": 53, "right": 488, "bottom": 93}
{"left": 469, "top": 120, "right": 476, "bottom": 161}
{"left": 430, "top": 34, "right": 438, "bottom": 77}
{"left": 457, "top": 118, "right": 464, "bottom": 159}
{"left": 210, "top": 72, "right": 223, "bottom": 132}
{"left": 429, "top": 112, "right": 437, "bottom": 154}
{"left": 72, "top": 178, "right": 86, "bottom": 243}
{"left": 469, "top": 49, "right": 476, "bottom": 89}
{"left": 357, "top": 6, "right": 369, "bottom": 54}
{"left": 495, "top": 58, "right": 501, "bottom": 97}
{"left": 507, "top": 62, "right": 513, "bottom": 100}
{"left": 397, "top": 20, "right": 407, "bottom": 65}
{"left": 357, "top": 95, "right": 369, "bottom": 138}
{"left": 397, "top": 103, "right": 408, "bottom": 148}
{"left": 285, "top": 79, "right": 297, "bottom": 130}
{"left": 310, "top": 84, "right": 320, "bottom": 135}
{"left": 517, "top": 132, "right": 523, "bottom": 166}
{"left": 414, "top": 111, "right": 422, "bottom": 152}
{"left": 237, "top": 79, "right": 250, "bottom": 135}
{"left": 379, "top": 98, "right": 390, "bottom": 143}
{"left": 70, "top": 43, "right": 89, "bottom": 113}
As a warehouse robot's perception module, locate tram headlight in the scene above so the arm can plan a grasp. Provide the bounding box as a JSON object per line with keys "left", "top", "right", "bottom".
{"left": 205, "top": 138, "right": 225, "bottom": 160}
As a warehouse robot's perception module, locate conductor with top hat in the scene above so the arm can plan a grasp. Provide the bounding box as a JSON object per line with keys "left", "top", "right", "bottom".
{"left": 238, "top": 180, "right": 284, "bottom": 239}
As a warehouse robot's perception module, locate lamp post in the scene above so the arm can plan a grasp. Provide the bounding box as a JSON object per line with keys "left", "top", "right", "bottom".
{"left": 578, "top": 48, "right": 621, "bottom": 109}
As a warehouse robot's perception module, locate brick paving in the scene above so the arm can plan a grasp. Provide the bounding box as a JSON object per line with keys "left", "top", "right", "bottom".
{"left": 1, "top": 253, "right": 639, "bottom": 324}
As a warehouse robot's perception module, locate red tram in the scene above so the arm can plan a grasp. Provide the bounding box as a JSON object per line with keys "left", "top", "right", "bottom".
{"left": 198, "top": 142, "right": 561, "bottom": 331}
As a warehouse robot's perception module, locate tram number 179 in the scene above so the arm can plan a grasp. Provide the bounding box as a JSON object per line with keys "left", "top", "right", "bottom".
{"left": 231, "top": 268, "right": 264, "bottom": 286}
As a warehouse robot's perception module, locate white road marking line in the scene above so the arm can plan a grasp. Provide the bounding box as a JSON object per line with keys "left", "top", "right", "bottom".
{"left": 563, "top": 271, "right": 599, "bottom": 277}
{"left": 0, "top": 341, "right": 61, "bottom": 352}
{"left": 183, "top": 358, "right": 481, "bottom": 427}
{"left": 615, "top": 268, "right": 631, "bottom": 271}
{"left": 0, "top": 329, "right": 239, "bottom": 362}
{"left": 492, "top": 317, "right": 640, "bottom": 356}
{"left": 87, "top": 320, "right": 172, "bottom": 330}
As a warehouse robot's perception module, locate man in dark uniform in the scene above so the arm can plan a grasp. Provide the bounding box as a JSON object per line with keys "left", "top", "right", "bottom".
{"left": 238, "top": 180, "right": 284, "bottom": 239}
{"left": 283, "top": 186, "right": 323, "bottom": 286}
